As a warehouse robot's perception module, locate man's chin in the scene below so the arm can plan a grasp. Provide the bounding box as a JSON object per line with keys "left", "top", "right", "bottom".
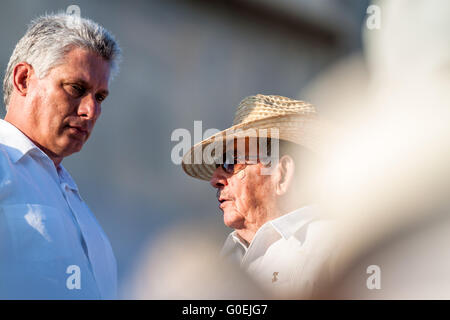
{"left": 223, "top": 211, "right": 243, "bottom": 229}
{"left": 61, "top": 134, "right": 86, "bottom": 154}
{"left": 55, "top": 142, "right": 84, "bottom": 159}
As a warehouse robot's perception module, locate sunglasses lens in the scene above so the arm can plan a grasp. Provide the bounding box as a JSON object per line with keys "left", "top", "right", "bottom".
{"left": 222, "top": 162, "right": 235, "bottom": 174}
{"left": 215, "top": 153, "right": 252, "bottom": 174}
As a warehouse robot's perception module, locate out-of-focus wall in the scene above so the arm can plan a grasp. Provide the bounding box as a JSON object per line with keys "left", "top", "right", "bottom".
{"left": 0, "top": 0, "right": 368, "bottom": 297}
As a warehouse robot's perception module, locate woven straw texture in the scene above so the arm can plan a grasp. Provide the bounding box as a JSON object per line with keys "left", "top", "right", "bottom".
{"left": 182, "top": 94, "right": 320, "bottom": 181}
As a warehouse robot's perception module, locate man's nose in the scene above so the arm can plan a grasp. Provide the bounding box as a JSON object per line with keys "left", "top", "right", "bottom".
{"left": 78, "top": 94, "right": 101, "bottom": 120}
{"left": 210, "top": 167, "right": 228, "bottom": 189}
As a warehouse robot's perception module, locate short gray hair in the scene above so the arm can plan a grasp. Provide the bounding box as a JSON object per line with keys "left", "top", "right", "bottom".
{"left": 3, "top": 13, "right": 121, "bottom": 109}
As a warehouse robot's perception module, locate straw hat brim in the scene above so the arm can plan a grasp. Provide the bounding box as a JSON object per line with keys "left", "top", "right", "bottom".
{"left": 181, "top": 113, "right": 320, "bottom": 181}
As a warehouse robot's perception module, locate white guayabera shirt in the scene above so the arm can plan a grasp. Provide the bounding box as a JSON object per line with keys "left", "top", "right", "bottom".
{"left": 0, "top": 119, "right": 116, "bottom": 299}
{"left": 220, "top": 205, "right": 336, "bottom": 298}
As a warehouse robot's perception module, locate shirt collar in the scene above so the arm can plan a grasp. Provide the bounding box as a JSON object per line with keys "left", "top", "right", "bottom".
{"left": 0, "top": 119, "right": 40, "bottom": 163}
{"left": 0, "top": 119, "right": 79, "bottom": 192}
{"left": 269, "top": 205, "right": 318, "bottom": 240}
{"left": 225, "top": 205, "right": 318, "bottom": 251}
{"left": 57, "top": 165, "right": 80, "bottom": 192}
{"left": 220, "top": 231, "right": 248, "bottom": 262}
{"left": 229, "top": 231, "right": 249, "bottom": 250}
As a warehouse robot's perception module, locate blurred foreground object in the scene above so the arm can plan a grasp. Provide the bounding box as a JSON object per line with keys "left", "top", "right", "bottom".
{"left": 127, "top": 224, "right": 266, "bottom": 299}
{"left": 301, "top": 0, "right": 450, "bottom": 299}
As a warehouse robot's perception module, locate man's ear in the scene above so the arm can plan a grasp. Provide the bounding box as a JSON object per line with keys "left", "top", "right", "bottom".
{"left": 13, "top": 62, "right": 34, "bottom": 97}
{"left": 274, "top": 155, "right": 295, "bottom": 196}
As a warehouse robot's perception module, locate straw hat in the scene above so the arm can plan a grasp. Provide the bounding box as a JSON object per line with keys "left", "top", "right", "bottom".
{"left": 182, "top": 94, "right": 320, "bottom": 181}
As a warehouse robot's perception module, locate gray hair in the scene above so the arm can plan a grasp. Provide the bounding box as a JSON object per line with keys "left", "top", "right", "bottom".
{"left": 3, "top": 13, "right": 121, "bottom": 109}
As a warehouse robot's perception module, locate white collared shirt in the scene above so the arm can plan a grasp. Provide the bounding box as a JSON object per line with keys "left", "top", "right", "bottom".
{"left": 220, "top": 205, "right": 336, "bottom": 298}
{"left": 0, "top": 119, "right": 117, "bottom": 299}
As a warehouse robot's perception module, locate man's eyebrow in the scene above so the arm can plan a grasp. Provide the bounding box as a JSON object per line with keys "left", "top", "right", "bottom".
{"left": 66, "top": 79, "right": 109, "bottom": 96}
{"left": 98, "top": 89, "right": 109, "bottom": 97}
{"left": 65, "top": 78, "right": 89, "bottom": 87}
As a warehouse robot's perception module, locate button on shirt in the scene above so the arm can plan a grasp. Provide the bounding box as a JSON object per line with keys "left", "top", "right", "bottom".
{"left": 0, "top": 119, "right": 117, "bottom": 299}
{"left": 220, "top": 205, "right": 336, "bottom": 298}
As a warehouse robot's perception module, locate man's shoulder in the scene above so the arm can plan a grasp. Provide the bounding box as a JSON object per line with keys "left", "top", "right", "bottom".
{"left": 0, "top": 143, "right": 17, "bottom": 202}
{"left": 0, "top": 142, "right": 15, "bottom": 175}
{"left": 0, "top": 134, "right": 20, "bottom": 167}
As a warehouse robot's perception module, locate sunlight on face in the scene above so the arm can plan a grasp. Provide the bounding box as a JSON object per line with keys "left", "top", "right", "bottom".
{"left": 25, "top": 47, "right": 110, "bottom": 162}
{"left": 210, "top": 138, "right": 277, "bottom": 239}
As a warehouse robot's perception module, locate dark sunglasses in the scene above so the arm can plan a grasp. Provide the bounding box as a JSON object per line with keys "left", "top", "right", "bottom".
{"left": 215, "top": 162, "right": 243, "bottom": 175}
{"left": 214, "top": 154, "right": 244, "bottom": 175}
{"left": 214, "top": 153, "right": 270, "bottom": 175}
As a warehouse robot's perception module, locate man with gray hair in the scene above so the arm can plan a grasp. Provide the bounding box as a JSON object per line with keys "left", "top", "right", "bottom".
{"left": 0, "top": 13, "right": 121, "bottom": 299}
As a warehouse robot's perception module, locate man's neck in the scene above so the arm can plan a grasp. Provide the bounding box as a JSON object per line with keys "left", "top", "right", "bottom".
{"left": 235, "top": 201, "right": 309, "bottom": 246}
{"left": 3, "top": 116, "right": 63, "bottom": 167}
{"left": 33, "top": 142, "right": 63, "bottom": 167}
{"left": 279, "top": 196, "right": 310, "bottom": 217}
{"left": 235, "top": 206, "right": 281, "bottom": 246}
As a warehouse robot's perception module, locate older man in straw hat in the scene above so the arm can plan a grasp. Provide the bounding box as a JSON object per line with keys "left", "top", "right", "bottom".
{"left": 182, "top": 94, "right": 336, "bottom": 298}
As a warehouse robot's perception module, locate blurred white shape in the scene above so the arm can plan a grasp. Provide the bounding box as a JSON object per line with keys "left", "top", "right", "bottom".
{"left": 126, "top": 223, "right": 266, "bottom": 299}
{"left": 24, "top": 205, "right": 51, "bottom": 242}
{"left": 300, "top": 0, "right": 450, "bottom": 299}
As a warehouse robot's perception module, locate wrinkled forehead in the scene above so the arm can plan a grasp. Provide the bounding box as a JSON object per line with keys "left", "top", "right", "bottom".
{"left": 56, "top": 47, "right": 111, "bottom": 85}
